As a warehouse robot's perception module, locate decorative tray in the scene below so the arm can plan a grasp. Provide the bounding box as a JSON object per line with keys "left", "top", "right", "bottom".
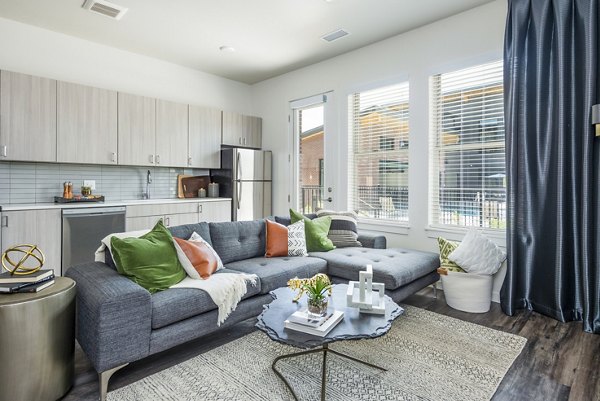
{"left": 54, "top": 196, "right": 105, "bottom": 203}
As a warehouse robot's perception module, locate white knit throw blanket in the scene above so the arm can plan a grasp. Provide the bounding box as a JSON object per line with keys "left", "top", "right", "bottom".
{"left": 170, "top": 273, "right": 258, "bottom": 326}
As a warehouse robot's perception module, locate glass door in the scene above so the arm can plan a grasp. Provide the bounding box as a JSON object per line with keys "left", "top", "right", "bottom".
{"left": 290, "top": 93, "right": 335, "bottom": 214}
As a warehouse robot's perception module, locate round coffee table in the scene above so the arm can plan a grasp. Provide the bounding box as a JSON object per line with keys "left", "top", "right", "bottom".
{"left": 256, "top": 283, "right": 403, "bottom": 401}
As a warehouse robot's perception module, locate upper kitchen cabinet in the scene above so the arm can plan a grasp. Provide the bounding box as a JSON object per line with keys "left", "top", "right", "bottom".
{"left": 0, "top": 71, "right": 57, "bottom": 162}
{"left": 156, "top": 99, "right": 188, "bottom": 167}
{"left": 222, "top": 111, "right": 262, "bottom": 149}
{"left": 189, "top": 105, "right": 221, "bottom": 169}
{"left": 118, "top": 93, "right": 156, "bottom": 166}
{"left": 57, "top": 82, "right": 118, "bottom": 164}
{"left": 221, "top": 110, "right": 243, "bottom": 147}
{"left": 243, "top": 115, "right": 262, "bottom": 149}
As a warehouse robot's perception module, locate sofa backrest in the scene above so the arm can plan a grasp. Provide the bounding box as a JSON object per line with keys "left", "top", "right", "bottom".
{"left": 168, "top": 222, "right": 212, "bottom": 246}
{"left": 209, "top": 220, "right": 266, "bottom": 264}
{"left": 273, "top": 213, "right": 317, "bottom": 227}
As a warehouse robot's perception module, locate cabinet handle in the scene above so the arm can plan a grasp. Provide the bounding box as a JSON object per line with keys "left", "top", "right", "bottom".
{"left": 1, "top": 216, "right": 7, "bottom": 227}
{"left": 165, "top": 216, "right": 170, "bottom": 226}
{"left": 150, "top": 154, "right": 155, "bottom": 164}
{"left": 188, "top": 157, "right": 192, "bottom": 166}
{"left": 239, "top": 137, "right": 242, "bottom": 145}
{"left": 243, "top": 137, "right": 247, "bottom": 145}
{"left": 111, "top": 152, "right": 117, "bottom": 163}
{"left": 198, "top": 204, "right": 203, "bottom": 213}
{"left": 156, "top": 155, "right": 161, "bottom": 165}
{"left": 0, "top": 145, "right": 6, "bottom": 157}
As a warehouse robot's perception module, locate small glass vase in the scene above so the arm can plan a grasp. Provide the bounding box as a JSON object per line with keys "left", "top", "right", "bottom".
{"left": 307, "top": 296, "right": 328, "bottom": 319}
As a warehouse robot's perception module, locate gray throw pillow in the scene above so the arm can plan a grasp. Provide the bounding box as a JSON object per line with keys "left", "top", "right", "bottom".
{"left": 315, "top": 209, "right": 362, "bottom": 248}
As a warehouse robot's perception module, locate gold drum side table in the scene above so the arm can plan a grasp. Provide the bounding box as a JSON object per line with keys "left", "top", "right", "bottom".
{"left": 0, "top": 277, "right": 76, "bottom": 401}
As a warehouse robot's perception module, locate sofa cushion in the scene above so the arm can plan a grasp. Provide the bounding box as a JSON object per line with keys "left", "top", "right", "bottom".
{"left": 274, "top": 213, "right": 317, "bottom": 227}
{"left": 151, "top": 268, "right": 261, "bottom": 329}
{"left": 310, "top": 247, "right": 439, "bottom": 290}
{"left": 169, "top": 222, "right": 212, "bottom": 247}
{"left": 209, "top": 220, "right": 266, "bottom": 264}
{"left": 225, "top": 256, "right": 327, "bottom": 294}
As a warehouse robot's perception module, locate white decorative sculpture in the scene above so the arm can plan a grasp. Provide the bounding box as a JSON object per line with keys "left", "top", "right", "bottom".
{"left": 346, "top": 264, "right": 386, "bottom": 315}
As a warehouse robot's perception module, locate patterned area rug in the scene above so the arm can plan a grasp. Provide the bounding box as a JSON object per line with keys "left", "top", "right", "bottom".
{"left": 108, "top": 305, "right": 526, "bottom": 401}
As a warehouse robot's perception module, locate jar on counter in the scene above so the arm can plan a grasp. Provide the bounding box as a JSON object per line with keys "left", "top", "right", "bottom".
{"left": 208, "top": 183, "right": 219, "bottom": 198}
{"left": 198, "top": 188, "right": 207, "bottom": 198}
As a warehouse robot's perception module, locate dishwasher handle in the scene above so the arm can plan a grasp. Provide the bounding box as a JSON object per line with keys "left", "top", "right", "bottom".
{"left": 62, "top": 207, "right": 126, "bottom": 217}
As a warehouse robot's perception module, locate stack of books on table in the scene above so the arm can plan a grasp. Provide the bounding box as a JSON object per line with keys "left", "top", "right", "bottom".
{"left": 284, "top": 309, "right": 344, "bottom": 337}
{"left": 0, "top": 270, "right": 55, "bottom": 294}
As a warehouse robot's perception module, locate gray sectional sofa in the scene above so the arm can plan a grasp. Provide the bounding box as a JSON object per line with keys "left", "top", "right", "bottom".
{"left": 66, "top": 217, "right": 439, "bottom": 401}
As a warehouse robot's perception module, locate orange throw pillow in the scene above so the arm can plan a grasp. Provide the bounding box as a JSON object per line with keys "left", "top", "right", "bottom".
{"left": 265, "top": 220, "right": 288, "bottom": 258}
{"left": 173, "top": 237, "right": 218, "bottom": 279}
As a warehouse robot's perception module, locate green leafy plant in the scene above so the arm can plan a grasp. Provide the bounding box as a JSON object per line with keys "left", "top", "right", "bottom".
{"left": 287, "top": 273, "right": 332, "bottom": 303}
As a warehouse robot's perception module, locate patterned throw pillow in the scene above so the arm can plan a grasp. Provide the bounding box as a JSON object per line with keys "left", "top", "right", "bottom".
{"left": 316, "top": 209, "right": 362, "bottom": 248}
{"left": 448, "top": 229, "right": 506, "bottom": 275}
{"left": 437, "top": 237, "right": 465, "bottom": 273}
{"left": 287, "top": 221, "right": 308, "bottom": 257}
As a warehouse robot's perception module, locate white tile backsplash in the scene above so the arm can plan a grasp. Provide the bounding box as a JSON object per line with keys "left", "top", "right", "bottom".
{"left": 0, "top": 161, "right": 208, "bottom": 204}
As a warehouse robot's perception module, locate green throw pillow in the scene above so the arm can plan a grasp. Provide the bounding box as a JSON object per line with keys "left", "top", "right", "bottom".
{"left": 437, "top": 237, "right": 465, "bottom": 273}
{"left": 290, "top": 209, "right": 335, "bottom": 252}
{"left": 111, "top": 220, "right": 186, "bottom": 293}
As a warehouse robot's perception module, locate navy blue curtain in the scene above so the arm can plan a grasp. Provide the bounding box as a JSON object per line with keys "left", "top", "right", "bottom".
{"left": 502, "top": 0, "right": 600, "bottom": 334}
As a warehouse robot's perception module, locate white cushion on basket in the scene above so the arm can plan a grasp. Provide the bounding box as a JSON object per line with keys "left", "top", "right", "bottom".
{"left": 448, "top": 229, "right": 506, "bottom": 275}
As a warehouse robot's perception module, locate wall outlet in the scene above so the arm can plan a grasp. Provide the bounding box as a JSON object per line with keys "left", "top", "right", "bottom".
{"left": 83, "top": 180, "right": 96, "bottom": 190}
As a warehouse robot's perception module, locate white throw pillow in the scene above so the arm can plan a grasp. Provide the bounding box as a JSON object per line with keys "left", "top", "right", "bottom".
{"left": 287, "top": 220, "right": 308, "bottom": 257}
{"left": 448, "top": 229, "right": 506, "bottom": 275}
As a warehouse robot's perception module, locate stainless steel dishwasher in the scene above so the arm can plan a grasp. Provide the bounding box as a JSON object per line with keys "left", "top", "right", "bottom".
{"left": 62, "top": 207, "right": 126, "bottom": 275}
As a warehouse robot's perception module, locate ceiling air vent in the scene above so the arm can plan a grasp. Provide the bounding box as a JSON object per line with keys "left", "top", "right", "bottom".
{"left": 82, "top": 0, "right": 128, "bottom": 20}
{"left": 321, "top": 29, "right": 350, "bottom": 43}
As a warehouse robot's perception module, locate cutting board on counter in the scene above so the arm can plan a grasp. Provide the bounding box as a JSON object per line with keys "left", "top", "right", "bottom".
{"left": 177, "top": 175, "right": 210, "bottom": 198}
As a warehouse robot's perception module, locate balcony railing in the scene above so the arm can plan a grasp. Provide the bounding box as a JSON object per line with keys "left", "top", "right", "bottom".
{"left": 300, "top": 185, "right": 507, "bottom": 227}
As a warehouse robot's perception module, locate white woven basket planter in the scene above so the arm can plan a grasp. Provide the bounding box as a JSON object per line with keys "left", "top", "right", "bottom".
{"left": 441, "top": 271, "right": 493, "bottom": 313}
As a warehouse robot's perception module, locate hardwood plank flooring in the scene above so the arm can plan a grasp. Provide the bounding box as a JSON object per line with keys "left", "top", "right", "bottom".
{"left": 62, "top": 289, "right": 600, "bottom": 401}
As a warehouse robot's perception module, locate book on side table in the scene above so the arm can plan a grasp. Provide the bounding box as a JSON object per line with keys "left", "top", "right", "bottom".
{"left": 0, "top": 273, "right": 56, "bottom": 294}
{"left": 0, "top": 269, "right": 54, "bottom": 284}
{"left": 284, "top": 310, "right": 344, "bottom": 337}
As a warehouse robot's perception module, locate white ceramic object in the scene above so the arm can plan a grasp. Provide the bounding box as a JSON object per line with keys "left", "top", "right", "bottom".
{"left": 346, "top": 265, "right": 386, "bottom": 315}
{"left": 441, "top": 271, "right": 493, "bottom": 313}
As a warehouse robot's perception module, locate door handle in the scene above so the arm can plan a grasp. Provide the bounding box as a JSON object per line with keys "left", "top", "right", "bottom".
{"left": 236, "top": 151, "right": 242, "bottom": 180}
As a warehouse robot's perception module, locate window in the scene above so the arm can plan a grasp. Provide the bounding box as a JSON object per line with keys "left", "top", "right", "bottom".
{"left": 429, "top": 60, "right": 506, "bottom": 229}
{"left": 348, "top": 82, "right": 409, "bottom": 222}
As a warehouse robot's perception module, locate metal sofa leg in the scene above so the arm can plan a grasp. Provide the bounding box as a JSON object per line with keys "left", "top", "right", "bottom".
{"left": 99, "top": 363, "right": 128, "bottom": 401}
{"left": 432, "top": 284, "right": 438, "bottom": 299}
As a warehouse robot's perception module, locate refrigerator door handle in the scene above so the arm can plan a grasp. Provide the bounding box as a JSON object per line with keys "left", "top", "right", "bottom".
{"left": 237, "top": 180, "right": 242, "bottom": 209}
{"left": 236, "top": 151, "right": 242, "bottom": 181}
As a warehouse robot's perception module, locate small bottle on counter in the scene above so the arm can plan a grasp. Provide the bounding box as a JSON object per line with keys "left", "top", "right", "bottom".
{"left": 198, "top": 188, "right": 207, "bottom": 198}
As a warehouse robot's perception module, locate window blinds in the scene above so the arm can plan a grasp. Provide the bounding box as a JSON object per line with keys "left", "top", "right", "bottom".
{"left": 348, "top": 82, "right": 410, "bottom": 222}
{"left": 429, "top": 60, "right": 506, "bottom": 229}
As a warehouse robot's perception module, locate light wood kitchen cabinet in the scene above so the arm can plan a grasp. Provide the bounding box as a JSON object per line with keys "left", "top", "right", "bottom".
{"left": 188, "top": 106, "right": 221, "bottom": 168}
{"left": 156, "top": 99, "right": 188, "bottom": 167}
{"left": 0, "top": 209, "right": 62, "bottom": 275}
{"left": 125, "top": 215, "right": 163, "bottom": 231}
{"left": 221, "top": 111, "right": 243, "bottom": 147}
{"left": 57, "top": 81, "right": 118, "bottom": 164}
{"left": 222, "top": 111, "right": 262, "bottom": 149}
{"left": 0, "top": 71, "right": 57, "bottom": 162}
{"left": 242, "top": 115, "right": 262, "bottom": 149}
{"left": 199, "top": 200, "right": 231, "bottom": 222}
{"left": 118, "top": 93, "right": 156, "bottom": 166}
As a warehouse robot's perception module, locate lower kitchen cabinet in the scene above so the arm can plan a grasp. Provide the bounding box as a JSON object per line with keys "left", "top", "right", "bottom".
{"left": 0, "top": 209, "right": 62, "bottom": 275}
{"left": 199, "top": 200, "right": 231, "bottom": 222}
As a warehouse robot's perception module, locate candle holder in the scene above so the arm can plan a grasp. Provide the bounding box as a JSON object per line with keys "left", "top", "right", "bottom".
{"left": 346, "top": 264, "right": 386, "bottom": 315}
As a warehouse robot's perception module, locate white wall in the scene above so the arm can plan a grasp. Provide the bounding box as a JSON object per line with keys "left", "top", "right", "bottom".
{"left": 251, "top": 0, "right": 508, "bottom": 301}
{"left": 0, "top": 17, "right": 252, "bottom": 113}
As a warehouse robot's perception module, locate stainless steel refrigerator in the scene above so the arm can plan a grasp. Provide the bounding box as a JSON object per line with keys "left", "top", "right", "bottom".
{"left": 212, "top": 148, "right": 272, "bottom": 221}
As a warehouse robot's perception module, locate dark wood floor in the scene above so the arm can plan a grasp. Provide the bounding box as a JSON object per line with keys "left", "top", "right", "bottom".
{"left": 62, "top": 288, "right": 600, "bottom": 401}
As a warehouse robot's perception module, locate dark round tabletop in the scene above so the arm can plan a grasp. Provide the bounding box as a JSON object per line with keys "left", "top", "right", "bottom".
{"left": 256, "top": 283, "right": 403, "bottom": 349}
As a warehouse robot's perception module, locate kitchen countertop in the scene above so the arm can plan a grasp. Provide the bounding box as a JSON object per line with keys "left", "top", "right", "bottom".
{"left": 0, "top": 197, "right": 232, "bottom": 212}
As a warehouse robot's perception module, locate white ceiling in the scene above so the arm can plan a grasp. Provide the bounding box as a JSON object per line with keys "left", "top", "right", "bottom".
{"left": 0, "top": 0, "right": 493, "bottom": 84}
